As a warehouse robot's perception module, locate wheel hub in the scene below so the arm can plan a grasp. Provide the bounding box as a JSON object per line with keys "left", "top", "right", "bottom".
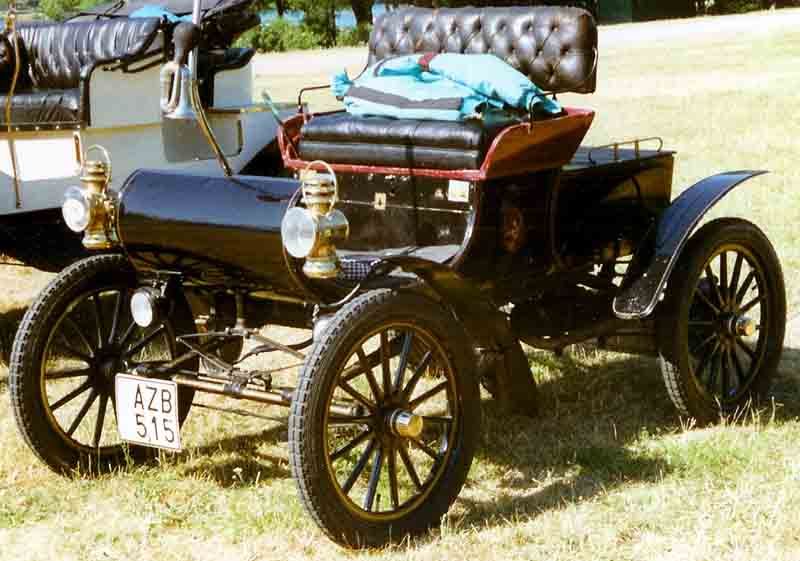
{"left": 732, "top": 316, "right": 757, "bottom": 338}
{"left": 387, "top": 410, "right": 424, "bottom": 439}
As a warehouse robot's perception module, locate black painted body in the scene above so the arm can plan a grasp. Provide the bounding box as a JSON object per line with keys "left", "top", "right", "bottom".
{"left": 111, "top": 142, "right": 766, "bottom": 355}
{"left": 117, "top": 169, "right": 302, "bottom": 294}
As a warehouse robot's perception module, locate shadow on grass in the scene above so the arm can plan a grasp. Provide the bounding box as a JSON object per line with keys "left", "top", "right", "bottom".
{"left": 456, "top": 350, "right": 676, "bottom": 529}
{"left": 455, "top": 344, "right": 800, "bottom": 531}
{"left": 176, "top": 422, "right": 291, "bottom": 487}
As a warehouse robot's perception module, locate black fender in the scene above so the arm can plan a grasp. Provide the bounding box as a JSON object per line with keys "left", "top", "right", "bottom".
{"left": 379, "top": 256, "right": 539, "bottom": 416}
{"left": 613, "top": 170, "right": 767, "bottom": 319}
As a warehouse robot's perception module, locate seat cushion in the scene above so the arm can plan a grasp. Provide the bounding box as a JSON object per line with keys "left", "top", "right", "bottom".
{"left": 298, "top": 113, "right": 510, "bottom": 170}
{"left": 17, "top": 18, "right": 162, "bottom": 90}
{"left": 0, "top": 89, "right": 80, "bottom": 126}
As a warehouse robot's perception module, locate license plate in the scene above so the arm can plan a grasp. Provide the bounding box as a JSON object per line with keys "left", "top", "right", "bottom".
{"left": 115, "top": 374, "right": 182, "bottom": 451}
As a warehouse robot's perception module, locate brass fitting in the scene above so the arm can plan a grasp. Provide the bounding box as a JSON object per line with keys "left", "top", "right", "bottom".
{"left": 80, "top": 146, "right": 118, "bottom": 250}
{"left": 298, "top": 163, "right": 349, "bottom": 279}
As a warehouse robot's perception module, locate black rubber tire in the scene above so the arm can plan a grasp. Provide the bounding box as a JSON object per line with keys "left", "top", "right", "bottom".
{"left": 289, "top": 289, "right": 481, "bottom": 548}
{"left": 658, "top": 218, "right": 786, "bottom": 424}
{"left": 9, "top": 254, "right": 197, "bottom": 475}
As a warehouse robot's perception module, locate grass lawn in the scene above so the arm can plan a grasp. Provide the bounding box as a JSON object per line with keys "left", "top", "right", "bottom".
{"left": 2, "top": 8, "right": 800, "bottom": 561}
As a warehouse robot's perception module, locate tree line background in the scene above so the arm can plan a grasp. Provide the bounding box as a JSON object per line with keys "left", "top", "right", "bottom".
{"left": 3, "top": 0, "right": 799, "bottom": 49}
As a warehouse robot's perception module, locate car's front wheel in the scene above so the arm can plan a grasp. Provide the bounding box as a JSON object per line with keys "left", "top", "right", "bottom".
{"left": 10, "top": 254, "right": 196, "bottom": 474}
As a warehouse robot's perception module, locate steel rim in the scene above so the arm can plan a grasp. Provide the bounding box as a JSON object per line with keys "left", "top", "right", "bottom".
{"left": 40, "top": 285, "right": 178, "bottom": 455}
{"left": 686, "top": 244, "right": 769, "bottom": 405}
{"left": 322, "top": 321, "right": 459, "bottom": 521}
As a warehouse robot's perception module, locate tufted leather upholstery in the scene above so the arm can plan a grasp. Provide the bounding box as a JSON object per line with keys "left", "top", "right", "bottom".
{"left": 0, "top": 90, "right": 80, "bottom": 126}
{"left": 17, "top": 18, "right": 161, "bottom": 91}
{"left": 300, "top": 112, "right": 511, "bottom": 169}
{"left": 0, "top": 18, "right": 162, "bottom": 128}
{"left": 368, "top": 6, "right": 597, "bottom": 94}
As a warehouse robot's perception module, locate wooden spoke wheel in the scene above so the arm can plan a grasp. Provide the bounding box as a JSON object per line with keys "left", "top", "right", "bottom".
{"left": 658, "top": 219, "right": 786, "bottom": 423}
{"left": 9, "top": 255, "right": 196, "bottom": 474}
{"left": 289, "top": 289, "right": 480, "bottom": 548}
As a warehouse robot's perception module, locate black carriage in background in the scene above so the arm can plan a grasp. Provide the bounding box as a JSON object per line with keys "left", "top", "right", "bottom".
{"left": 9, "top": 4, "right": 785, "bottom": 549}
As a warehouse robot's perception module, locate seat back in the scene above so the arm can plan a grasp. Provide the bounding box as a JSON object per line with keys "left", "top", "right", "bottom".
{"left": 17, "top": 18, "right": 162, "bottom": 90}
{"left": 368, "top": 6, "right": 597, "bottom": 94}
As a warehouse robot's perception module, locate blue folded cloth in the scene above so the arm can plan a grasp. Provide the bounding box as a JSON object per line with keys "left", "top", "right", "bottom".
{"left": 332, "top": 53, "right": 561, "bottom": 121}
{"left": 130, "top": 5, "right": 191, "bottom": 22}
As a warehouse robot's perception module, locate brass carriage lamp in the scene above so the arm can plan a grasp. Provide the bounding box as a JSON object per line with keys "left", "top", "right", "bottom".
{"left": 281, "top": 161, "right": 349, "bottom": 279}
{"left": 62, "top": 145, "right": 118, "bottom": 250}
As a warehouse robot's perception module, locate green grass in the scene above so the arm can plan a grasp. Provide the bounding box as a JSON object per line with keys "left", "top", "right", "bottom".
{"left": 2, "top": 9, "right": 800, "bottom": 561}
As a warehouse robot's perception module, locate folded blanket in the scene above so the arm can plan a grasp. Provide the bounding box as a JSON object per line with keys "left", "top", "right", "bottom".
{"left": 332, "top": 53, "right": 562, "bottom": 121}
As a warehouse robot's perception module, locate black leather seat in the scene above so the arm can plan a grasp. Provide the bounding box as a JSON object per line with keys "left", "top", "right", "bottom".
{"left": 296, "top": 6, "right": 598, "bottom": 170}
{"left": 300, "top": 112, "right": 513, "bottom": 170}
{"left": 0, "top": 18, "right": 163, "bottom": 129}
{"left": 0, "top": 90, "right": 80, "bottom": 126}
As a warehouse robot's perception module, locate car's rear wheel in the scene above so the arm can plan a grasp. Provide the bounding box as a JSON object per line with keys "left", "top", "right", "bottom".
{"left": 658, "top": 218, "right": 786, "bottom": 423}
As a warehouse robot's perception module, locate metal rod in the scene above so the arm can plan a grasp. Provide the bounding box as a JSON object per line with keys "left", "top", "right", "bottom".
{"left": 173, "top": 374, "right": 357, "bottom": 416}
{"left": 173, "top": 373, "right": 292, "bottom": 406}
{"left": 185, "top": 0, "right": 232, "bottom": 177}
{"left": 4, "top": 5, "right": 21, "bottom": 208}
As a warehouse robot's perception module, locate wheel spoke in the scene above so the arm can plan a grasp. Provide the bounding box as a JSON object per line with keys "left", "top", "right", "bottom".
{"left": 363, "top": 445, "right": 384, "bottom": 512}
{"left": 736, "top": 338, "right": 757, "bottom": 361}
{"left": 739, "top": 295, "right": 765, "bottom": 315}
{"left": 66, "top": 388, "right": 98, "bottom": 437}
{"left": 392, "top": 332, "right": 414, "bottom": 393}
{"left": 401, "top": 350, "right": 433, "bottom": 400}
{"left": 705, "top": 265, "right": 725, "bottom": 307}
{"left": 735, "top": 271, "right": 756, "bottom": 305}
{"left": 694, "top": 339, "right": 720, "bottom": 383}
{"left": 690, "top": 332, "right": 717, "bottom": 355}
{"left": 354, "top": 348, "right": 383, "bottom": 402}
{"left": 341, "top": 437, "right": 377, "bottom": 494}
{"left": 117, "top": 320, "right": 137, "bottom": 349}
{"left": 719, "top": 251, "right": 728, "bottom": 303}
{"left": 124, "top": 323, "right": 166, "bottom": 358}
{"left": 337, "top": 380, "right": 376, "bottom": 412}
{"left": 694, "top": 287, "right": 721, "bottom": 315}
{"left": 720, "top": 348, "right": 731, "bottom": 398}
{"left": 398, "top": 443, "right": 423, "bottom": 491}
{"left": 707, "top": 349, "right": 721, "bottom": 394}
{"left": 45, "top": 366, "right": 93, "bottom": 380}
{"left": 409, "top": 437, "right": 439, "bottom": 461}
{"left": 330, "top": 429, "right": 373, "bottom": 462}
{"left": 108, "top": 291, "right": 124, "bottom": 346}
{"left": 731, "top": 346, "right": 748, "bottom": 385}
{"left": 327, "top": 414, "right": 373, "bottom": 425}
{"left": 92, "top": 294, "right": 105, "bottom": 350}
{"left": 422, "top": 415, "right": 454, "bottom": 425}
{"left": 52, "top": 337, "right": 93, "bottom": 363}
{"left": 63, "top": 318, "right": 97, "bottom": 358}
{"left": 408, "top": 381, "right": 448, "bottom": 410}
{"left": 387, "top": 445, "right": 400, "bottom": 509}
{"left": 93, "top": 394, "right": 108, "bottom": 448}
{"left": 719, "top": 252, "right": 728, "bottom": 302}
{"left": 49, "top": 380, "right": 93, "bottom": 412}
{"left": 380, "top": 331, "right": 392, "bottom": 396}
{"left": 729, "top": 254, "right": 744, "bottom": 298}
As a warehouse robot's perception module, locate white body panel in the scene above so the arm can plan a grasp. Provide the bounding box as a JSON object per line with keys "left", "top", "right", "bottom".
{"left": 0, "top": 62, "right": 281, "bottom": 215}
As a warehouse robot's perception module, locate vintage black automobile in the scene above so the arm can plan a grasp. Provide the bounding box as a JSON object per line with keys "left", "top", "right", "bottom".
{"left": 9, "top": 4, "right": 786, "bottom": 549}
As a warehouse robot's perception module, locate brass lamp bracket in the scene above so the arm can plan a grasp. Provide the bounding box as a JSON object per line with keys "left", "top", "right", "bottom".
{"left": 80, "top": 144, "right": 118, "bottom": 250}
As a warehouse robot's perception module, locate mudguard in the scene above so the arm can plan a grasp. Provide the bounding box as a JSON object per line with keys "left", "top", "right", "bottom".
{"left": 380, "top": 256, "right": 539, "bottom": 417}
{"left": 613, "top": 170, "right": 767, "bottom": 319}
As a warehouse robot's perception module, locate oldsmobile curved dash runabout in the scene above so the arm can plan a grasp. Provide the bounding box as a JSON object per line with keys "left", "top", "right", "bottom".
{"left": 9, "top": 5, "right": 786, "bottom": 549}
